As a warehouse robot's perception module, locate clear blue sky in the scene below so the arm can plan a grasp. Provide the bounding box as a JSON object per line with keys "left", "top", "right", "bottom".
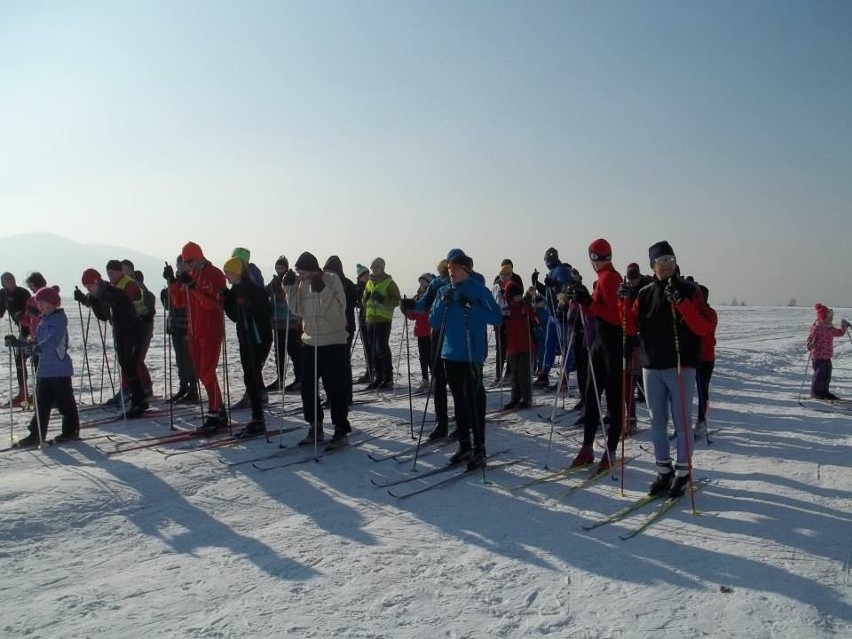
{"left": 1, "top": 0, "right": 850, "bottom": 306}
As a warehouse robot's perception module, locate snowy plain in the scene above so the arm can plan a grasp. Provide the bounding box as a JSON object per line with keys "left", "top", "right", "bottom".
{"left": 0, "top": 305, "right": 850, "bottom": 638}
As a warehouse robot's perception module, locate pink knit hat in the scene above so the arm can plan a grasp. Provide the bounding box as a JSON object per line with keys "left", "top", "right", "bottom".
{"left": 815, "top": 303, "right": 831, "bottom": 321}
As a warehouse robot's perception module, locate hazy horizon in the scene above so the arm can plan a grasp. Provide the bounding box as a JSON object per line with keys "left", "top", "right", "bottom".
{"left": 2, "top": 2, "right": 850, "bottom": 306}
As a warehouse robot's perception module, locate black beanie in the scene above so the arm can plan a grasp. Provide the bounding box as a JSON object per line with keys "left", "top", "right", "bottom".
{"left": 648, "top": 241, "right": 676, "bottom": 267}
{"left": 323, "top": 255, "right": 344, "bottom": 276}
{"left": 544, "top": 247, "right": 559, "bottom": 263}
{"left": 275, "top": 255, "right": 288, "bottom": 269}
{"left": 295, "top": 251, "right": 321, "bottom": 272}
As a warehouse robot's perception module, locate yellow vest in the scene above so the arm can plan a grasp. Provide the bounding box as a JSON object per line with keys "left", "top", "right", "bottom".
{"left": 115, "top": 274, "right": 148, "bottom": 318}
{"left": 365, "top": 277, "right": 395, "bottom": 322}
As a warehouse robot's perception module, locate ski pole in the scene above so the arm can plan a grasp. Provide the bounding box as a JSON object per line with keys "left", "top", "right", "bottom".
{"left": 31, "top": 358, "right": 43, "bottom": 448}
{"left": 463, "top": 309, "right": 488, "bottom": 482}
{"left": 410, "top": 305, "right": 448, "bottom": 470}
{"left": 796, "top": 348, "right": 813, "bottom": 404}
{"left": 75, "top": 298, "right": 93, "bottom": 405}
{"left": 6, "top": 316, "right": 13, "bottom": 444}
{"left": 403, "top": 314, "right": 414, "bottom": 438}
{"left": 670, "top": 293, "right": 697, "bottom": 514}
{"left": 619, "top": 285, "right": 629, "bottom": 495}
{"left": 277, "top": 307, "right": 291, "bottom": 449}
{"left": 222, "top": 320, "right": 232, "bottom": 436}
{"left": 312, "top": 341, "right": 319, "bottom": 461}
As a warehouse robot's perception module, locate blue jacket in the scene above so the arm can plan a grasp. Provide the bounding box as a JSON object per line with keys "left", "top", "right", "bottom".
{"left": 429, "top": 278, "right": 502, "bottom": 363}
{"left": 35, "top": 309, "right": 74, "bottom": 378}
{"left": 415, "top": 275, "right": 449, "bottom": 313}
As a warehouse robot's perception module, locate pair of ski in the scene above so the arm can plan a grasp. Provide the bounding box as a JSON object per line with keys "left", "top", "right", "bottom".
{"left": 80, "top": 404, "right": 197, "bottom": 429}
{"left": 582, "top": 477, "right": 710, "bottom": 539}
{"left": 372, "top": 449, "right": 513, "bottom": 498}
{"left": 99, "top": 424, "right": 293, "bottom": 456}
{"left": 510, "top": 457, "right": 634, "bottom": 499}
{"left": 155, "top": 426, "right": 303, "bottom": 458}
{"left": 797, "top": 397, "right": 852, "bottom": 414}
{"left": 249, "top": 429, "right": 384, "bottom": 471}
{"left": 367, "top": 437, "right": 453, "bottom": 463}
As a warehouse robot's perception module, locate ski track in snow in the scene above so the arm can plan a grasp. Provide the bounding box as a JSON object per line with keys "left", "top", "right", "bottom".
{"left": 0, "top": 306, "right": 850, "bottom": 638}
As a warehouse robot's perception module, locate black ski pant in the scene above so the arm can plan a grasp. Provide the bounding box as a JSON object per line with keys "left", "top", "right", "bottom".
{"left": 272, "top": 326, "right": 303, "bottom": 385}
{"left": 170, "top": 325, "right": 197, "bottom": 393}
{"left": 431, "top": 329, "right": 449, "bottom": 426}
{"left": 444, "top": 359, "right": 486, "bottom": 455}
{"left": 416, "top": 335, "right": 431, "bottom": 380}
{"left": 696, "top": 360, "right": 714, "bottom": 421}
{"left": 29, "top": 376, "right": 79, "bottom": 438}
{"left": 115, "top": 330, "right": 145, "bottom": 408}
{"left": 300, "top": 343, "right": 350, "bottom": 436}
{"left": 239, "top": 335, "right": 272, "bottom": 421}
{"left": 581, "top": 340, "right": 623, "bottom": 453}
{"left": 368, "top": 321, "right": 393, "bottom": 384}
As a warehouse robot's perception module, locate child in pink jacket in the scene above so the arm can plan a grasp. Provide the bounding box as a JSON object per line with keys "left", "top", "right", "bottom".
{"left": 807, "top": 303, "right": 849, "bottom": 400}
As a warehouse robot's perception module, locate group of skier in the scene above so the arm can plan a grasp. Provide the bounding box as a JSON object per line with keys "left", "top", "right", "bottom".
{"left": 3, "top": 236, "right": 849, "bottom": 499}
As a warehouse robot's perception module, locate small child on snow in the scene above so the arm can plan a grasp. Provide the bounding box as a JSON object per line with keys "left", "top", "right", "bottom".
{"left": 806, "top": 304, "right": 849, "bottom": 400}
{"left": 503, "top": 282, "right": 539, "bottom": 410}
{"left": 401, "top": 273, "right": 434, "bottom": 394}
{"left": 5, "top": 286, "right": 80, "bottom": 447}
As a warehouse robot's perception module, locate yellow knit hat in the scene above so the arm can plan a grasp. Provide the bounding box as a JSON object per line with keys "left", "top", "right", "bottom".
{"left": 223, "top": 257, "right": 243, "bottom": 275}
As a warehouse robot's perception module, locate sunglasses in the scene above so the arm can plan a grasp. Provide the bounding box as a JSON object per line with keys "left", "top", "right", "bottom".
{"left": 654, "top": 255, "right": 676, "bottom": 265}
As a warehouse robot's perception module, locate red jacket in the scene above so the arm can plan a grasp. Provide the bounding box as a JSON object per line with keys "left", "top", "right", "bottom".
{"left": 183, "top": 261, "right": 225, "bottom": 340}
{"left": 504, "top": 300, "right": 539, "bottom": 356}
{"left": 588, "top": 262, "right": 621, "bottom": 328}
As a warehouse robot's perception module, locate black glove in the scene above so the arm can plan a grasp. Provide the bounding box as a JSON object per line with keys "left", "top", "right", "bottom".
{"left": 617, "top": 283, "right": 638, "bottom": 301}
{"left": 310, "top": 276, "right": 325, "bottom": 293}
{"left": 4, "top": 334, "right": 17, "bottom": 348}
{"left": 399, "top": 298, "right": 416, "bottom": 312}
{"left": 27, "top": 306, "right": 40, "bottom": 317}
{"left": 531, "top": 269, "right": 540, "bottom": 286}
{"left": 441, "top": 288, "right": 454, "bottom": 303}
{"left": 281, "top": 269, "right": 296, "bottom": 286}
{"left": 664, "top": 284, "right": 683, "bottom": 304}
{"left": 572, "top": 284, "right": 592, "bottom": 306}
{"left": 176, "top": 271, "right": 195, "bottom": 287}
{"left": 73, "top": 287, "right": 88, "bottom": 304}
{"left": 460, "top": 298, "right": 472, "bottom": 311}
{"left": 163, "top": 263, "right": 176, "bottom": 283}
{"left": 372, "top": 293, "right": 384, "bottom": 303}
{"left": 543, "top": 275, "right": 553, "bottom": 288}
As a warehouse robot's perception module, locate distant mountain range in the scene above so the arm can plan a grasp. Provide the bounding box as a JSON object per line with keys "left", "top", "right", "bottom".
{"left": 0, "top": 232, "right": 166, "bottom": 297}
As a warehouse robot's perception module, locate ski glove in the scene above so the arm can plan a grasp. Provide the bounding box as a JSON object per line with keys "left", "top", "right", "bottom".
{"left": 664, "top": 285, "right": 683, "bottom": 304}
{"left": 176, "top": 271, "right": 195, "bottom": 288}
{"left": 399, "top": 298, "right": 416, "bottom": 312}
{"left": 572, "top": 284, "right": 592, "bottom": 306}
{"left": 27, "top": 306, "right": 40, "bottom": 317}
{"left": 163, "top": 264, "right": 176, "bottom": 283}
{"left": 617, "top": 283, "right": 638, "bottom": 301}
{"left": 281, "top": 270, "right": 297, "bottom": 286}
{"left": 441, "top": 288, "right": 455, "bottom": 303}
{"left": 460, "top": 298, "right": 472, "bottom": 311}
{"left": 371, "top": 293, "right": 384, "bottom": 303}
{"left": 310, "top": 277, "right": 325, "bottom": 293}
{"left": 73, "top": 288, "right": 88, "bottom": 304}
{"left": 842, "top": 319, "right": 850, "bottom": 330}
{"left": 531, "top": 269, "right": 540, "bottom": 286}
{"left": 4, "top": 334, "right": 18, "bottom": 348}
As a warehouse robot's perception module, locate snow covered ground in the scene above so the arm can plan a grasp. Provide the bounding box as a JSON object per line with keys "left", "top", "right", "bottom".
{"left": 1, "top": 306, "right": 850, "bottom": 638}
